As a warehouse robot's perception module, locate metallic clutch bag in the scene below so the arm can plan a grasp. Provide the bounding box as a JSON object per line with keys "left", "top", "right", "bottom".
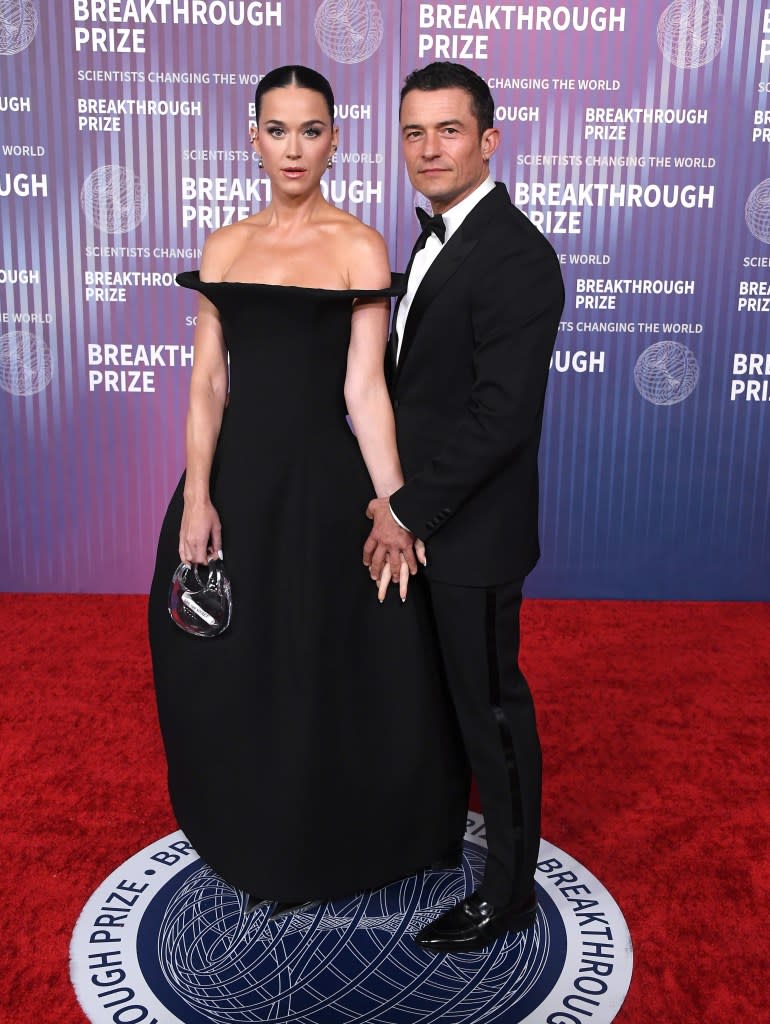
{"left": 168, "top": 559, "right": 232, "bottom": 638}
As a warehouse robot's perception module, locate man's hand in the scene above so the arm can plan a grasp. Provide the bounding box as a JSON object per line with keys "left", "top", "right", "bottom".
{"left": 363, "top": 498, "right": 419, "bottom": 597}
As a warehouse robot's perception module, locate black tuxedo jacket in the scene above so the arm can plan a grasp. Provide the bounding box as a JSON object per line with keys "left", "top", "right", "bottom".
{"left": 388, "top": 183, "right": 565, "bottom": 587}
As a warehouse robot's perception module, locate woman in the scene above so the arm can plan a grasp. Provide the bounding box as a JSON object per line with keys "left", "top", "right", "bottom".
{"left": 148, "top": 67, "right": 468, "bottom": 914}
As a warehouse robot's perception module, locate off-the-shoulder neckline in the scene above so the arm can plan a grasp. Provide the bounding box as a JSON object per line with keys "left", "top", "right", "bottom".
{"left": 176, "top": 270, "right": 402, "bottom": 297}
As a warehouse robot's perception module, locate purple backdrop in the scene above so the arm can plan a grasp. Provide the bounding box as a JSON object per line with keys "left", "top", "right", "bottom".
{"left": 1, "top": 1, "right": 768, "bottom": 598}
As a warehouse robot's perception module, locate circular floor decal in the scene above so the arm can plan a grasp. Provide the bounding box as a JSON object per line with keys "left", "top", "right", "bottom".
{"left": 70, "top": 811, "right": 632, "bottom": 1023}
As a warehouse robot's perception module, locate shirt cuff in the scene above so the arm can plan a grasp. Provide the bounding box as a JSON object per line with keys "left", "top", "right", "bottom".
{"left": 388, "top": 500, "right": 411, "bottom": 532}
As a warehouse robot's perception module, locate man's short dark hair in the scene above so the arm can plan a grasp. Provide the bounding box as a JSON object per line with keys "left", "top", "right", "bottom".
{"left": 399, "top": 62, "right": 495, "bottom": 133}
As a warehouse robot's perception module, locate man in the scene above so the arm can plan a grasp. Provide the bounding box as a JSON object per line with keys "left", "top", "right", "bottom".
{"left": 364, "top": 62, "right": 565, "bottom": 953}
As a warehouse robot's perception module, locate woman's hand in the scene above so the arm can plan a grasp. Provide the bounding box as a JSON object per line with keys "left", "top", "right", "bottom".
{"left": 415, "top": 539, "right": 426, "bottom": 567}
{"left": 376, "top": 539, "right": 427, "bottom": 603}
{"left": 179, "top": 498, "right": 222, "bottom": 565}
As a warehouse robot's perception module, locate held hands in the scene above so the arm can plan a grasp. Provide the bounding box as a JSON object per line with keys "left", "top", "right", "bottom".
{"left": 373, "top": 540, "right": 428, "bottom": 603}
{"left": 363, "top": 497, "right": 427, "bottom": 603}
{"left": 179, "top": 497, "right": 223, "bottom": 566}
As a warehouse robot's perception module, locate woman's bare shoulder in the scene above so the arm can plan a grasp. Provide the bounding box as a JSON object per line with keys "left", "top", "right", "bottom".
{"left": 199, "top": 219, "right": 259, "bottom": 280}
{"left": 326, "top": 206, "right": 383, "bottom": 244}
{"left": 328, "top": 211, "right": 390, "bottom": 288}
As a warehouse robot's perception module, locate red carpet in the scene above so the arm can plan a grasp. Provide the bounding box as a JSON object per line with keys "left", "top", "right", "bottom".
{"left": 1, "top": 594, "right": 768, "bottom": 1022}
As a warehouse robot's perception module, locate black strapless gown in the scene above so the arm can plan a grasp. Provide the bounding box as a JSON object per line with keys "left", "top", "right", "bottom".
{"left": 148, "top": 272, "right": 469, "bottom": 902}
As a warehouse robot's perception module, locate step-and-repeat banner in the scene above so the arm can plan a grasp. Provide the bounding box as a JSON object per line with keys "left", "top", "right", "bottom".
{"left": 1, "top": 1, "right": 768, "bottom": 598}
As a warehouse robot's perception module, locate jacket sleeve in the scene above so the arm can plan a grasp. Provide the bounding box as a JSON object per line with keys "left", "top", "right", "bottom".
{"left": 390, "top": 244, "right": 564, "bottom": 539}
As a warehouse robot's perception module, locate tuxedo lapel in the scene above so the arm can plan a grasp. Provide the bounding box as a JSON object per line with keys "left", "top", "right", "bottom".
{"left": 393, "top": 232, "right": 478, "bottom": 382}
{"left": 388, "top": 217, "right": 436, "bottom": 365}
{"left": 388, "top": 237, "right": 422, "bottom": 366}
{"left": 393, "top": 183, "right": 509, "bottom": 386}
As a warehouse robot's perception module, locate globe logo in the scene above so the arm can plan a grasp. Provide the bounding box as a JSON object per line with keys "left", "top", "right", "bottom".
{"left": 70, "top": 821, "right": 633, "bottom": 1024}
{"left": 745, "top": 179, "right": 770, "bottom": 245}
{"left": 80, "top": 165, "right": 148, "bottom": 234}
{"left": 634, "top": 341, "right": 699, "bottom": 405}
{"left": 657, "top": 0, "right": 725, "bottom": 69}
{"left": 315, "top": 0, "right": 384, "bottom": 64}
{"left": 0, "top": 0, "right": 38, "bottom": 55}
{"left": 0, "top": 330, "right": 52, "bottom": 395}
{"left": 141, "top": 843, "right": 558, "bottom": 1023}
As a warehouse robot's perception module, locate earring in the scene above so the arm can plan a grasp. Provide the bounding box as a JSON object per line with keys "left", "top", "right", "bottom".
{"left": 258, "top": 156, "right": 264, "bottom": 168}
{"left": 327, "top": 157, "right": 333, "bottom": 168}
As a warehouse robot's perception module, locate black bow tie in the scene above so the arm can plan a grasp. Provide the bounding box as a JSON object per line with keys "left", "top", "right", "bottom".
{"left": 416, "top": 206, "right": 446, "bottom": 244}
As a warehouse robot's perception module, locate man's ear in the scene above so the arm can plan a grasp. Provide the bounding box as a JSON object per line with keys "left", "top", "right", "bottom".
{"left": 481, "top": 127, "right": 500, "bottom": 161}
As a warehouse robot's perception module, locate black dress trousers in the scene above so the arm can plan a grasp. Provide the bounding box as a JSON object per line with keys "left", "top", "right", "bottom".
{"left": 427, "top": 577, "right": 542, "bottom": 906}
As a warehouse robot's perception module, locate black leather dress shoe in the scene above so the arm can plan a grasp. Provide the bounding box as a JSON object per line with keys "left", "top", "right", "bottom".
{"left": 414, "top": 889, "right": 537, "bottom": 953}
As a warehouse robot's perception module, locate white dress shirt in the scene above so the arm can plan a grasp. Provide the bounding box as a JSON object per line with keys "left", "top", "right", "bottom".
{"left": 390, "top": 176, "right": 496, "bottom": 531}
{"left": 395, "top": 176, "right": 496, "bottom": 362}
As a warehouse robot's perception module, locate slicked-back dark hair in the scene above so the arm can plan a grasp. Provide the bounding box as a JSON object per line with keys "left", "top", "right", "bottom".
{"left": 400, "top": 62, "right": 494, "bottom": 134}
{"left": 254, "top": 65, "right": 335, "bottom": 124}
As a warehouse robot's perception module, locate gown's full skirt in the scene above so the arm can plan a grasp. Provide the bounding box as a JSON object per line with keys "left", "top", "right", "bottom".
{"left": 148, "top": 274, "right": 469, "bottom": 901}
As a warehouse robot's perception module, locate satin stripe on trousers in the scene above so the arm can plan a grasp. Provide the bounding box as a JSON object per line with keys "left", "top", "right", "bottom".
{"left": 427, "top": 578, "right": 542, "bottom": 905}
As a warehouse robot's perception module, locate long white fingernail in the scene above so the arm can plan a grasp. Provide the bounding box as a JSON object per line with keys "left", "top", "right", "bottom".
{"left": 218, "top": 549, "right": 224, "bottom": 560}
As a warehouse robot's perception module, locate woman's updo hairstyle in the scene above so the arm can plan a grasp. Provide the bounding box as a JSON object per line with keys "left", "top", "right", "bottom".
{"left": 254, "top": 65, "right": 335, "bottom": 124}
